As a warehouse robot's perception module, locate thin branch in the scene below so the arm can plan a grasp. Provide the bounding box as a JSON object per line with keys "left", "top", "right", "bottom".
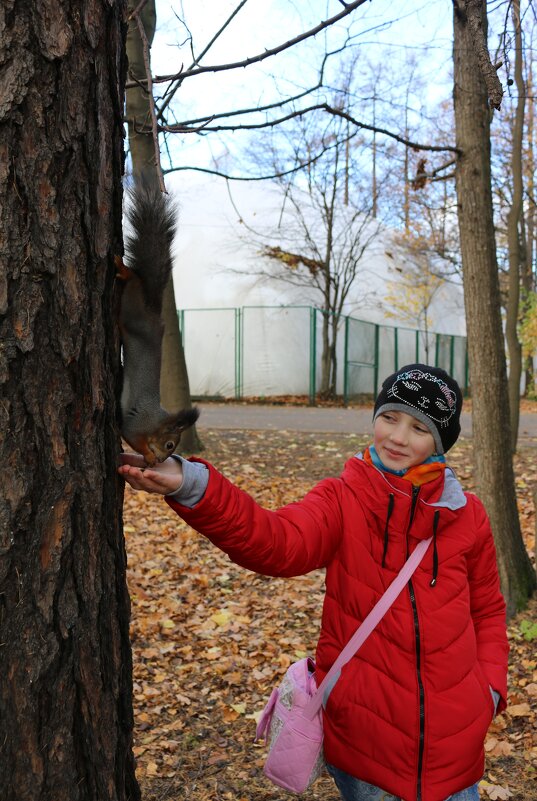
{"left": 159, "top": 0, "right": 251, "bottom": 118}
{"left": 163, "top": 155, "right": 332, "bottom": 182}
{"left": 163, "top": 102, "right": 460, "bottom": 154}
{"left": 156, "top": 81, "right": 324, "bottom": 128}
{"left": 128, "top": 0, "right": 149, "bottom": 20}
{"left": 323, "top": 105, "right": 460, "bottom": 153}
{"left": 153, "top": 0, "right": 371, "bottom": 83}
{"left": 414, "top": 157, "right": 458, "bottom": 185}
{"left": 429, "top": 172, "right": 456, "bottom": 182}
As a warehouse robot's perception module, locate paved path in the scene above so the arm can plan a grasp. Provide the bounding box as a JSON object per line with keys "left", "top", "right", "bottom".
{"left": 196, "top": 402, "right": 537, "bottom": 441}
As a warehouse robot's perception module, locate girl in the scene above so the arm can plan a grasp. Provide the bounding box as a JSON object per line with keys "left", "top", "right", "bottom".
{"left": 119, "top": 364, "right": 508, "bottom": 801}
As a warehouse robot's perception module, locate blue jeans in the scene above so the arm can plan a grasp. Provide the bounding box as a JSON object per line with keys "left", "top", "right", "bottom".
{"left": 326, "top": 764, "right": 480, "bottom": 801}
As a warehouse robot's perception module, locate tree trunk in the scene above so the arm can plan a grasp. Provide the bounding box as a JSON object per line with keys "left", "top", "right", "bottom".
{"left": 524, "top": 60, "right": 535, "bottom": 394}
{"left": 126, "top": 0, "right": 157, "bottom": 172}
{"left": 0, "top": 2, "right": 140, "bottom": 800}
{"left": 453, "top": 0, "right": 536, "bottom": 616}
{"left": 319, "top": 310, "right": 331, "bottom": 396}
{"left": 505, "top": 0, "right": 524, "bottom": 451}
{"left": 125, "top": 0, "right": 202, "bottom": 452}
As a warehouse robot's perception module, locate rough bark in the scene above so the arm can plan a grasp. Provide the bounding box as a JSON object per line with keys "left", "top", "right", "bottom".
{"left": 453, "top": 0, "right": 536, "bottom": 615}
{"left": 505, "top": 0, "right": 524, "bottom": 451}
{"left": 125, "top": 0, "right": 202, "bottom": 453}
{"left": 0, "top": 1, "right": 140, "bottom": 800}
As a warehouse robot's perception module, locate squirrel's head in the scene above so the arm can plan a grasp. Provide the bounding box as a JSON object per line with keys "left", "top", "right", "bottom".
{"left": 144, "top": 407, "right": 200, "bottom": 465}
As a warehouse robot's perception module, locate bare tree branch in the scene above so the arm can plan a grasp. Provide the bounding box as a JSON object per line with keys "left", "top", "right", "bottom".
{"left": 128, "top": 0, "right": 149, "bottom": 20}
{"left": 156, "top": 82, "right": 324, "bottom": 128}
{"left": 163, "top": 144, "right": 338, "bottom": 182}
{"left": 152, "top": 0, "right": 371, "bottom": 84}
{"left": 162, "top": 102, "right": 459, "bottom": 154}
{"left": 158, "top": 0, "right": 251, "bottom": 118}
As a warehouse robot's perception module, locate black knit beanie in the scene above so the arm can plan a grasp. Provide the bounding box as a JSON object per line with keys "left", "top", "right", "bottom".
{"left": 373, "top": 364, "right": 463, "bottom": 454}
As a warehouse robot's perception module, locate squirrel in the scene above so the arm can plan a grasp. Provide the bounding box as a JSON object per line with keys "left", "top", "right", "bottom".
{"left": 116, "top": 179, "right": 199, "bottom": 466}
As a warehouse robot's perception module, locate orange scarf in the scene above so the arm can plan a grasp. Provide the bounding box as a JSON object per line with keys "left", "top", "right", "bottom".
{"left": 364, "top": 446, "right": 446, "bottom": 487}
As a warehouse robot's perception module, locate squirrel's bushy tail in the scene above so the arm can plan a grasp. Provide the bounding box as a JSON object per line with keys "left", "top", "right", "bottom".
{"left": 124, "top": 178, "right": 177, "bottom": 314}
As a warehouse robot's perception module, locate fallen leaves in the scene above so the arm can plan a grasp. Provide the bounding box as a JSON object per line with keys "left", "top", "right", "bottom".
{"left": 479, "top": 780, "right": 514, "bottom": 800}
{"left": 123, "top": 428, "right": 537, "bottom": 801}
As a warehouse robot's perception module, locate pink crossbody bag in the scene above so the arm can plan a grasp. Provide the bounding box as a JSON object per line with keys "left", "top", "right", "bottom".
{"left": 255, "top": 537, "right": 433, "bottom": 794}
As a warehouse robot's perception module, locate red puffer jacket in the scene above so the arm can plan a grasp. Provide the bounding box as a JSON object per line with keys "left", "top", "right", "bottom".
{"left": 166, "top": 454, "right": 508, "bottom": 801}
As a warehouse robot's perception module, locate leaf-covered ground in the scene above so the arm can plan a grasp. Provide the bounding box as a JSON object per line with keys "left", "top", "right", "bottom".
{"left": 124, "top": 429, "right": 537, "bottom": 801}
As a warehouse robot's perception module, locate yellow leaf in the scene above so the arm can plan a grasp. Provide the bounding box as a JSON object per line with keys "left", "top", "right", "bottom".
{"left": 230, "top": 702, "right": 246, "bottom": 715}
{"left": 211, "top": 611, "right": 231, "bottom": 626}
{"left": 146, "top": 762, "right": 159, "bottom": 777}
{"left": 160, "top": 619, "right": 175, "bottom": 629}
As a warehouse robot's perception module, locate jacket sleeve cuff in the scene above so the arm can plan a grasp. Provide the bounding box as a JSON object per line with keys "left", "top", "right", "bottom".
{"left": 166, "top": 456, "right": 209, "bottom": 507}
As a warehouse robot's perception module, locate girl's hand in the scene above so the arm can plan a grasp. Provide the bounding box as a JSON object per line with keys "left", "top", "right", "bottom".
{"left": 118, "top": 453, "right": 183, "bottom": 495}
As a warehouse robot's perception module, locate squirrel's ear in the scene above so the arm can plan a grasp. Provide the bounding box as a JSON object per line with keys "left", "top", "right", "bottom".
{"left": 172, "top": 406, "right": 200, "bottom": 431}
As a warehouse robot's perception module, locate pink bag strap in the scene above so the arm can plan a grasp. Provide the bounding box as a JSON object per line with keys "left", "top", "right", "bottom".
{"left": 303, "top": 536, "right": 432, "bottom": 720}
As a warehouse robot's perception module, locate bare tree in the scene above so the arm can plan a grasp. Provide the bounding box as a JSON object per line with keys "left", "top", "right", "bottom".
{"left": 505, "top": 0, "right": 525, "bottom": 452}
{"left": 0, "top": 1, "right": 140, "bottom": 799}
{"left": 232, "top": 111, "right": 379, "bottom": 397}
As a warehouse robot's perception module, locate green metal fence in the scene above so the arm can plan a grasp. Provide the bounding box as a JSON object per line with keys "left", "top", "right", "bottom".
{"left": 178, "top": 305, "right": 468, "bottom": 404}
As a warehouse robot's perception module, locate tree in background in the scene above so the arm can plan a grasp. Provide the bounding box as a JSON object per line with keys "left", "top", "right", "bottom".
{"left": 382, "top": 234, "right": 447, "bottom": 360}
{"left": 125, "top": 0, "right": 202, "bottom": 453}
{"left": 504, "top": 0, "right": 525, "bottom": 452}
{"left": 0, "top": 2, "right": 140, "bottom": 800}
{"left": 491, "top": 6, "right": 537, "bottom": 411}
{"left": 239, "top": 108, "right": 380, "bottom": 397}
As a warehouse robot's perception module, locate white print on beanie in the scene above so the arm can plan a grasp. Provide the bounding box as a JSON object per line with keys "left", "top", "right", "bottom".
{"left": 387, "top": 369, "right": 457, "bottom": 429}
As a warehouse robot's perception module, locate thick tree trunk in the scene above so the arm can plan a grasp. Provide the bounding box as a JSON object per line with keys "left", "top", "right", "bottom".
{"left": 505, "top": 0, "right": 524, "bottom": 451}
{"left": 125, "top": 0, "right": 202, "bottom": 452}
{"left": 0, "top": 2, "right": 140, "bottom": 800}
{"left": 453, "top": 1, "right": 536, "bottom": 615}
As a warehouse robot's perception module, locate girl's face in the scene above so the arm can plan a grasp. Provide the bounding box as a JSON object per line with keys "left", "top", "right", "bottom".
{"left": 373, "top": 410, "right": 436, "bottom": 471}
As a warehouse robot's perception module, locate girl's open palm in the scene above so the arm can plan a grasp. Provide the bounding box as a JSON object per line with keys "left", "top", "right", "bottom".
{"left": 118, "top": 453, "right": 183, "bottom": 495}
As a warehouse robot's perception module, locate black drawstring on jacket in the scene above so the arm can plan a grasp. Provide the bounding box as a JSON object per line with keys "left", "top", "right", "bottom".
{"left": 430, "top": 510, "right": 440, "bottom": 587}
{"left": 381, "top": 493, "right": 395, "bottom": 568}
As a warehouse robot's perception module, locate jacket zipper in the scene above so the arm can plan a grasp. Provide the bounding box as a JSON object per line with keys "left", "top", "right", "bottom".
{"left": 406, "top": 486, "right": 425, "bottom": 801}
